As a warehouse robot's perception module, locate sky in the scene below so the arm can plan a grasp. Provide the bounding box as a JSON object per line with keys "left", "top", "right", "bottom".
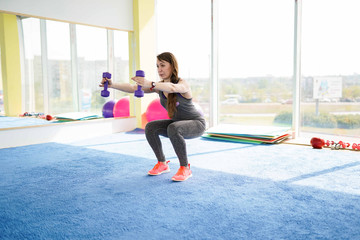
{"left": 157, "top": 0, "right": 360, "bottom": 78}
{"left": 301, "top": 0, "right": 360, "bottom": 76}
{"left": 21, "top": 0, "right": 360, "bottom": 79}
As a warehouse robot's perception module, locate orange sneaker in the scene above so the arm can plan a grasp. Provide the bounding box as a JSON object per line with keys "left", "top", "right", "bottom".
{"left": 171, "top": 164, "right": 192, "bottom": 181}
{"left": 148, "top": 161, "right": 170, "bottom": 175}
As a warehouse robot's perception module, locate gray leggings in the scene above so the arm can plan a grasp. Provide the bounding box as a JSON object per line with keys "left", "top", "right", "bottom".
{"left": 145, "top": 119, "right": 206, "bottom": 166}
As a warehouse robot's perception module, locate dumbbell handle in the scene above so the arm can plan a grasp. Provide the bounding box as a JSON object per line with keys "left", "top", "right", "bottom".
{"left": 101, "top": 72, "right": 111, "bottom": 97}
{"left": 134, "top": 70, "right": 145, "bottom": 98}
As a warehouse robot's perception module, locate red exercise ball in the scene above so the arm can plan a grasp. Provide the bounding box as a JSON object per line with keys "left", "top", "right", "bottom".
{"left": 146, "top": 98, "right": 170, "bottom": 122}
{"left": 310, "top": 137, "right": 325, "bottom": 149}
{"left": 113, "top": 96, "right": 130, "bottom": 118}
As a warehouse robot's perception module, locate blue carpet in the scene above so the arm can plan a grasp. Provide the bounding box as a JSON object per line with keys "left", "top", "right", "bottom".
{"left": 1, "top": 134, "right": 360, "bottom": 239}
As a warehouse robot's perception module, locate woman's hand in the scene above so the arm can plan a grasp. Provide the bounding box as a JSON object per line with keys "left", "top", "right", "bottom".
{"left": 131, "top": 76, "right": 151, "bottom": 88}
{"left": 99, "top": 76, "right": 112, "bottom": 88}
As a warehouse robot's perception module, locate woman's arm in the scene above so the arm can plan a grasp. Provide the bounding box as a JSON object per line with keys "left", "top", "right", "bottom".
{"left": 99, "top": 77, "right": 137, "bottom": 93}
{"left": 132, "top": 77, "right": 191, "bottom": 94}
{"left": 109, "top": 82, "right": 137, "bottom": 93}
{"left": 153, "top": 80, "right": 190, "bottom": 93}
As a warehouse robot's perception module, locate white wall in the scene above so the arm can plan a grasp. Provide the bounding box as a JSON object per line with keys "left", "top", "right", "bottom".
{"left": 0, "top": 0, "right": 133, "bottom": 31}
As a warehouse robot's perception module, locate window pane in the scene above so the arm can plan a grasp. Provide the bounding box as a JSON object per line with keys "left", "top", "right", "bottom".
{"left": 46, "top": 20, "right": 73, "bottom": 114}
{"left": 156, "top": 0, "right": 211, "bottom": 124}
{"left": 301, "top": 0, "right": 360, "bottom": 140}
{"left": 0, "top": 56, "right": 3, "bottom": 114}
{"left": 0, "top": 49, "right": 5, "bottom": 115}
{"left": 21, "top": 18, "right": 43, "bottom": 113}
{"left": 114, "top": 30, "right": 129, "bottom": 100}
{"left": 76, "top": 25, "right": 107, "bottom": 113}
{"left": 218, "top": 0, "right": 294, "bottom": 127}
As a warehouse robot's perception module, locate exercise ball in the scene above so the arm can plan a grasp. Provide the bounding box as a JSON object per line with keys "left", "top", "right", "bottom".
{"left": 146, "top": 98, "right": 170, "bottom": 122}
{"left": 102, "top": 100, "right": 116, "bottom": 118}
{"left": 113, "top": 96, "right": 130, "bottom": 117}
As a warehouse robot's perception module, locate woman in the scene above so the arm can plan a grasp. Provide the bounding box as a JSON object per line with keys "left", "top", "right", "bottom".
{"left": 100, "top": 52, "right": 206, "bottom": 181}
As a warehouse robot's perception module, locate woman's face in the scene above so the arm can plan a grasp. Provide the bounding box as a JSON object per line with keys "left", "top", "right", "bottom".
{"left": 157, "top": 59, "right": 172, "bottom": 80}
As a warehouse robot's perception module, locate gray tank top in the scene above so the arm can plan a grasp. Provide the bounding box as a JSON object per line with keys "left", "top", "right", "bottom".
{"left": 159, "top": 91, "right": 204, "bottom": 121}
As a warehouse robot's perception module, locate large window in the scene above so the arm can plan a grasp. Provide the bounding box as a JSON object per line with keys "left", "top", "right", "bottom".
{"left": 76, "top": 25, "right": 107, "bottom": 113}
{"left": 300, "top": 0, "right": 360, "bottom": 140}
{"left": 218, "top": 0, "right": 294, "bottom": 126}
{"left": 47, "top": 20, "right": 73, "bottom": 114}
{"left": 0, "top": 56, "right": 3, "bottom": 115}
{"left": 113, "top": 31, "right": 130, "bottom": 100}
{"left": 0, "top": 51, "right": 5, "bottom": 116}
{"left": 21, "top": 18, "right": 43, "bottom": 113}
{"left": 20, "top": 17, "right": 130, "bottom": 116}
{"left": 156, "top": 0, "right": 211, "bottom": 124}
{"left": 15, "top": 1, "right": 360, "bottom": 142}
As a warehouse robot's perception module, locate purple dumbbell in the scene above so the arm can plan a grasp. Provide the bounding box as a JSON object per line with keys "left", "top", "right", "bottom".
{"left": 101, "top": 72, "right": 112, "bottom": 97}
{"left": 134, "top": 70, "right": 145, "bottom": 98}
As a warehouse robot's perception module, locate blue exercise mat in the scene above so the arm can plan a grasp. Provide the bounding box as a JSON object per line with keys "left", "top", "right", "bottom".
{"left": 0, "top": 116, "right": 50, "bottom": 129}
